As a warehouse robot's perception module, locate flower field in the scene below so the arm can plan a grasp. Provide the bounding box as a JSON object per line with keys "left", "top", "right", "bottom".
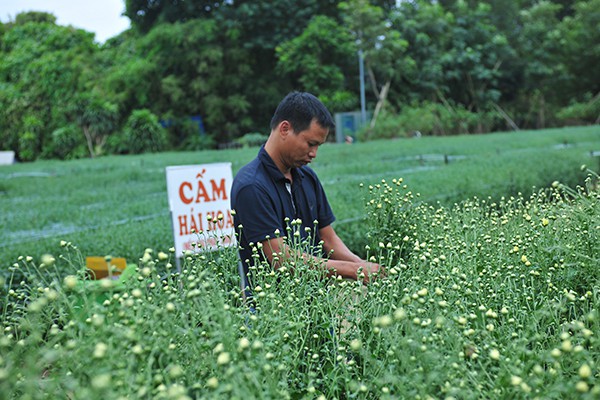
{"left": 1, "top": 169, "right": 598, "bottom": 399}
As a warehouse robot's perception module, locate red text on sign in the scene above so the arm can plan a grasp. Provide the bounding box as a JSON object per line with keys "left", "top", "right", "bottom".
{"left": 179, "top": 177, "right": 228, "bottom": 204}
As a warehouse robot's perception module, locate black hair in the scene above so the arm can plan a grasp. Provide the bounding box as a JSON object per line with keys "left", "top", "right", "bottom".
{"left": 269, "top": 91, "right": 335, "bottom": 133}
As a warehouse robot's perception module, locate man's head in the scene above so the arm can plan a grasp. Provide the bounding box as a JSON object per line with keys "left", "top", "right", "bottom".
{"left": 270, "top": 92, "right": 335, "bottom": 133}
{"left": 267, "top": 92, "right": 335, "bottom": 171}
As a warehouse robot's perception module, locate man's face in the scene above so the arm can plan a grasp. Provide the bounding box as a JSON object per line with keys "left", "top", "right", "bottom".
{"left": 283, "top": 119, "right": 329, "bottom": 169}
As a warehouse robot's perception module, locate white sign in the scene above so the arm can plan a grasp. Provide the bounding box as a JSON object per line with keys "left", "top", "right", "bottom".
{"left": 0, "top": 151, "right": 15, "bottom": 165}
{"left": 165, "top": 163, "right": 235, "bottom": 256}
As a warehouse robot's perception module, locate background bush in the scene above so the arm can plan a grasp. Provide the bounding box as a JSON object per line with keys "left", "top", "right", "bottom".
{"left": 359, "top": 102, "right": 505, "bottom": 141}
{"left": 122, "top": 109, "right": 168, "bottom": 154}
{"left": 557, "top": 95, "right": 600, "bottom": 126}
{"left": 43, "top": 125, "right": 87, "bottom": 160}
{"left": 235, "top": 132, "right": 268, "bottom": 148}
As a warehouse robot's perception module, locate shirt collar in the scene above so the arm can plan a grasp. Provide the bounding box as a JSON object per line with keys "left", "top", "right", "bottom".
{"left": 258, "top": 145, "right": 304, "bottom": 183}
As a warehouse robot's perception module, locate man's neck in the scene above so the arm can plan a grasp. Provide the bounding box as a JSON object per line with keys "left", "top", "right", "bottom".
{"left": 264, "top": 139, "right": 292, "bottom": 178}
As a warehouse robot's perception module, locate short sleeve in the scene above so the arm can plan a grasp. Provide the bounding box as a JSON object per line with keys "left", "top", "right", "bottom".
{"left": 316, "top": 182, "right": 335, "bottom": 228}
{"left": 233, "top": 184, "right": 282, "bottom": 244}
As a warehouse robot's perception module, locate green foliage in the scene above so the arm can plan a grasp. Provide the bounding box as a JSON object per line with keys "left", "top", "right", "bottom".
{"left": 0, "top": 13, "right": 98, "bottom": 160}
{"left": 558, "top": 0, "right": 600, "bottom": 101}
{"left": 340, "top": 0, "right": 413, "bottom": 128}
{"left": 360, "top": 102, "right": 502, "bottom": 140}
{"left": 0, "top": 172, "right": 598, "bottom": 398}
{"left": 557, "top": 95, "right": 600, "bottom": 125}
{"left": 122, "top": 109, "right": 168, "bottom": 154}
{"left": 117, "top": 19, "right": 253, "bottom": 142}
{"left": 14, "top": 11, "right": 57, "bottom": 25}
{"left": 319, "top": 90, "right": 358, "bottom": 114}
{"left": 169, "top": 117, "right": 216, "bottom": 151}
{"left": 389, "top": 2, "right": 453, "bottom": 102}
{"left": 72, "top": 94, "right": 119, "bottom": 158}
{"left": 103, "top": 56, "right": 157, "bottom": 116}
{"left": 0, "top": 1, "right": 599, "bottom": 160}
{"left": 18, "top": 115, "right": 43, "bottom": 162}
{"left": 275, "top": 13, "right": 359, "bottom": 114}
{"left": 43, "top": 125, "right": 87, "bottom": 160}
{"left": 229, "top": 0, "right": 340, "bottom": 52}
{"left": 106, "top": 109, "right": 168, "bottom": 154}
{"left": 515, "top": 1, "right": 567, "bottom": 128}
{"left": 276, "top": 15, "right": 355, "bottom": 102}
{"left": 436, "top": 2, "right": 514, "bottom": 114}
{"left": 180, "top": 134, "right": 216, "bottom": 152}
{"left": 235, "top": 132, "right": 269, "bottom": 148}
{"left": 125, "top": 0, "right": 226, "bottom": 33}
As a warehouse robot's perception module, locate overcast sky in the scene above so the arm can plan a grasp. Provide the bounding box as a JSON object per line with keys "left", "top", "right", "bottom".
{"left": 0, "top": 0, "right": 130, "bottom": 43}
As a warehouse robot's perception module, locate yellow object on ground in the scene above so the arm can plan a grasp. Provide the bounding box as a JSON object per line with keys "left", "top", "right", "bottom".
{"left": 85, "top": 256, "right": 127, "bottom": 280}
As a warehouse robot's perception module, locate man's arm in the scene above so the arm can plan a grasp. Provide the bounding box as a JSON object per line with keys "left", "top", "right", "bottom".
{"left": 260, "top": 228, "right": 382, "bottom": 284}
{"left": 319, "top": 225, "right": 362, "bottom": 263}
{"left": 320, "top": 225, "right": 383, "bottom": 281}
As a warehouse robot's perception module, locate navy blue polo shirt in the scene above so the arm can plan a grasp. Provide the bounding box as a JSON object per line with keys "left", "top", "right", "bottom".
{"left": 231, "top": 145, "right": 335, "bottom": 282}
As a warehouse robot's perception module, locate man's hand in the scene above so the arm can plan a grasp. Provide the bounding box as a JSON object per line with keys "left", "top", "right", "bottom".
{"left": 358, "top": 262, "right": 384, "bottom": 284}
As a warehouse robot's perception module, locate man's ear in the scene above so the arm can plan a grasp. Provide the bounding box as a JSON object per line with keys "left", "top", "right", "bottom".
{"left": 279, "top": 120, "right": 293, "bottom": 139}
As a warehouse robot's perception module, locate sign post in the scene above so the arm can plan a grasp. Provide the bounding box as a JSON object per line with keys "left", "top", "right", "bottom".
{"left": 165, "top": 163, "right": 236, "bottom": 266}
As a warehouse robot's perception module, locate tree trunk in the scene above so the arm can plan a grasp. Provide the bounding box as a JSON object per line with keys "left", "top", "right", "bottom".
{"left": 366, "top": 62, "right": 380, "bottom": 100}
{"left": 83, "top": 126, "right": 95, "bottom": 158}
{"left": 491, "top": 102, "right": 519, "bottom": 131}
{"left": 369, "top": 80, "right": 391, "bottom": 130}
{"left": 538, "top": 95, "right": 546, "bottom": 129}
{"left": 590, "top": 91, "right": 600, "bottom": 124}
{"left": 96, "top": 133, "right": 107, "bottom": 156}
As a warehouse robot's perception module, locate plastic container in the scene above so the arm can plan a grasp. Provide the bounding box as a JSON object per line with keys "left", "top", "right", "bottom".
{"left": 70, "top": 263, "right": 138, "bottom": 319}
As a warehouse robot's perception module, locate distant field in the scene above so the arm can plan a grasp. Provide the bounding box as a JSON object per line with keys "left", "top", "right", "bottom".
{"left": 1, "top": 125, "right": 599, "bottom": 270}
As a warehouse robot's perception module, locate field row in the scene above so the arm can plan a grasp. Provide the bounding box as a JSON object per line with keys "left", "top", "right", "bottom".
{"left": 0, "top": 126, "right": 599, "bottom": 270}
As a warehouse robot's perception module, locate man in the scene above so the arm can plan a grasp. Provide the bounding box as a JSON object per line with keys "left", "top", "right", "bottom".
{"left": 231, "top": 92, "right": 382, "bottom": 292}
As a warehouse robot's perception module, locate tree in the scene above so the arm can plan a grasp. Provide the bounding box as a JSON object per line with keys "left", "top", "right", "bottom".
{"left": 123, "top": 109, "right": 168, "bottom": 154}
{"left": 433, "top": 1, "right": 514, "bottom": 132}
{"left": 276, "top": 15, "right": 357, "bottom": 112}
{"left": 516, "top": 1, "right": 567, "bottom": 128}
{"left": 14, "top": 11, "right": 57, "bottom": 25}
{"left": 125, "top": 0, "right": 227, "bottom": 33}
{"left": 102, "top": 18, "right": 253, "bottom": 144}
{"left": 73, "top": 94, "right": 119, "bottom": 158}
{"left": 558, "top": 0, "right": 600, "bottom": 101}
{"left": 0, "top": 12, "right": 98, "bottom": 160}
{"left": 340, "top": 0, "right": 411, "bottom": 130}
{"left": 390, "top": 1, "right": 451, "bottom": 103}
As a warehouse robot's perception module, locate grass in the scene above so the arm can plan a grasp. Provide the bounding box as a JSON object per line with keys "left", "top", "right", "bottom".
{"left": 0, "top": 125, "right": 599, "bottom": 273}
